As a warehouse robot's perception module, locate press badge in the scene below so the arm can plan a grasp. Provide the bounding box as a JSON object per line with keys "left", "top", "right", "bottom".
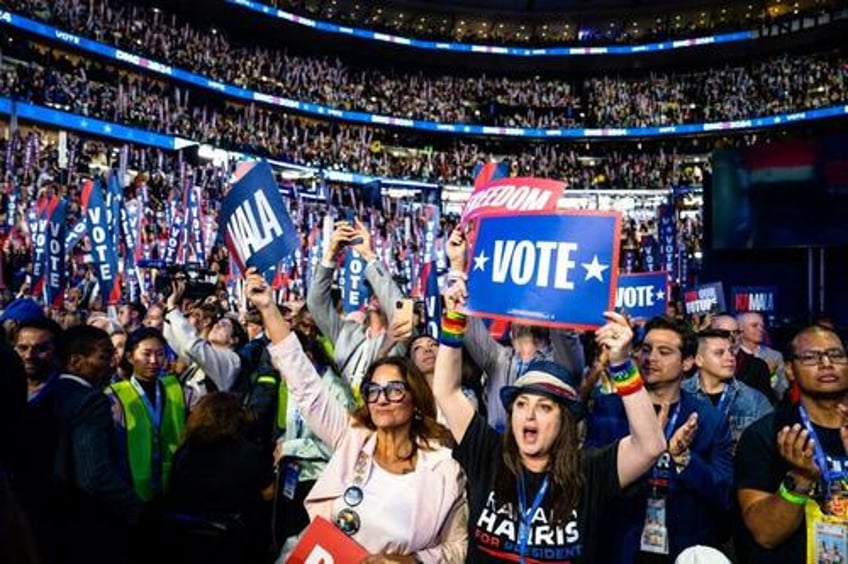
{"left": 640, "top": 497, "right": 669, "bottom": 555}
{"left": 807, "top": 500, "right": 848, "bottom": 564}
{"left": 282, "top": 461, "right": 300, "bottom": 500}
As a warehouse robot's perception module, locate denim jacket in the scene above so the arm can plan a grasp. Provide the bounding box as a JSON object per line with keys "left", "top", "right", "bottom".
{"left": 682, "top": 374, "right": 773, "bottom": 446}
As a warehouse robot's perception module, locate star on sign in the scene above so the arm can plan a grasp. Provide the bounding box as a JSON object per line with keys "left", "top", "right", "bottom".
{"left": 656, "top": 289, "right": 666, "bottom": 302}
{"left": 473, "top": 250, "right": 490, "bottom": 272}
{"left": 581, "top": 255, "right": 609, "bottom": 282}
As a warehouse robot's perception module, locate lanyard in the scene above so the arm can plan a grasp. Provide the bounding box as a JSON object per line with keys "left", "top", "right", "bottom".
{"left": 130, "top": 376, "right": 162, "bottom": 431}
{"left": 798, "top": 405, "right": 846, "bottom": 493}
{"left": 650, "top": 403, "right": 681, "bottom": 483}
{"left": 517, "top": 471, "right": 549, "bottom": 562}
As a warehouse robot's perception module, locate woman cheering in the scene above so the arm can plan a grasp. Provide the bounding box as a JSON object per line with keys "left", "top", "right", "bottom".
{"left": 244, "top": 269, "right": 467, "bottom": 563}
{"left": 434, "top": 281, "right": 666, "bottom": 563}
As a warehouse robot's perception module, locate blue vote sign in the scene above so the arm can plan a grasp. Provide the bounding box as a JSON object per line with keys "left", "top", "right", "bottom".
{"left": 220, "top": 160, "right": 299, "bottom": 277}
{"left": 615, "top": 271, "right": 669, "bottom": 321}
{"left": 463, "top": 211, "right": 622, "bottom": 330}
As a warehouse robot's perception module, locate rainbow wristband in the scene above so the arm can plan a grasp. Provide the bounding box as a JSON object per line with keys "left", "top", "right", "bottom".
{"left": 608, "top": 360, "right": 644, "bottom": 397}
{"left": 440, "top": 311, "right": 467, "bottom": 348}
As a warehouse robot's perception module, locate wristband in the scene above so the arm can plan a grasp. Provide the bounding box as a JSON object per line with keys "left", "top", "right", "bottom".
{"left": 440, "top": 311, "right": 467, "bottom": 348}
{"left": 607, "top": 359, "right": 644, "bottom": 397}
{"left": 447, "top": 270, "right": 468, "bottom": 282}
{"left": 778, "top": 482, "right": 809, "bottom": 505}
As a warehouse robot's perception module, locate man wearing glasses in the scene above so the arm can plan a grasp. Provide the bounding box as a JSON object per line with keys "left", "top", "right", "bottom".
{"left": 736, "top": 325, "right": 848, "bottom": 563}
{"left": 711, "top": 314, "right": 776, "bottom": 404}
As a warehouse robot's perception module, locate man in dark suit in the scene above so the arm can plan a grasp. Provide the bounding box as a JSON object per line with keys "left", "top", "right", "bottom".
{"left": 51, "top": 325, "right": 143, "bottom": 563}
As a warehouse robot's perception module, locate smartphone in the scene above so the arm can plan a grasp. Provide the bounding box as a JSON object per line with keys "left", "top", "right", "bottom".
{"left": 342, "top": 208, "right": 363, "bottom": 245}
{"left": 394, "top": 298, "right": 414, "bottom": 335}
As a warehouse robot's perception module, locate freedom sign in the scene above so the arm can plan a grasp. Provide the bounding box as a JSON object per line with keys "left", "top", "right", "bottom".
{"left": 615, "top": 271, "right": 669, "bottom": 320}
{"left": 463, "top": 211, "right": 622, "bottom": 330}
{"left": 288, "top": 516, "right": 368, "bottom": 563}
{"left": 220, "top": 160, "right": 299, "bottom": 277}
{"left": 684, "top": 282, "right": 727, "bottom": 315}
{"left": 461, "top": 177, "right": 564, "bottom": 223}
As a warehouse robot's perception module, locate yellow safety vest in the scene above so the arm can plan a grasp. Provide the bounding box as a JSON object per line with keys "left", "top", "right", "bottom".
{"left": 110, "top": 375, "right": 185, "bottom": 501}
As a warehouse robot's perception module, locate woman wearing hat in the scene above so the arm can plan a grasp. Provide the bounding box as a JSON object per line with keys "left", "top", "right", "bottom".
{"left": 244, "top": 270, "right": 467, "bottom": 563}
{"left": 434, "top": 282, "right": 667, "bottom": 563}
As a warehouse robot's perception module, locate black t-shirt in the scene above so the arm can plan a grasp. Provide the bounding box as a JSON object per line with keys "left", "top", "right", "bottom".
{"left": 706, "top": 392, "right": 723, "bottom": 407}
{"left": 454, "top": 414, "right": 620, "bottom": 563}
{"left": 735, "top": 402, "right": 847, "bottom": 563}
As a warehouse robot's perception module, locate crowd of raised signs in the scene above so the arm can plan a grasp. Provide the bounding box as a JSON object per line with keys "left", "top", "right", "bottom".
{"left": 2, "top": 0, "right": 847, "bottom": 130}
{"left": 0, "top": 129, "right": 845, "bottom": 564}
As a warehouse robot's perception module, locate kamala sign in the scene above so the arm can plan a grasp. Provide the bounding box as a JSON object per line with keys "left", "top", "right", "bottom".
{"left": 463, "top": 211, "right": 622, "bottom": 330}
{"left": 220, "top": 160, "right": 299, "bottom": 276}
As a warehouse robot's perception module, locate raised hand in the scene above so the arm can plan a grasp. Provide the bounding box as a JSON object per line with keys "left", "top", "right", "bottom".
{"left": 443, "top": 279, "right": 468, "bottom": 313}
{"left": 446, "top": 227, "right": 468, "bottom": 271}
{"left": 595, "top": 311, "right": 634, "bottom": 365}
{"left": 668, "top": 413, "right": 699, "bottom": 458}
{"left": 244, "top": 267, "right": 274, "bottom": 311}
{"left": 324, "top": 222, "right": 358, "bottom": 262}
{"left": 351, "top": 218, "right": 375, "bottom": 260}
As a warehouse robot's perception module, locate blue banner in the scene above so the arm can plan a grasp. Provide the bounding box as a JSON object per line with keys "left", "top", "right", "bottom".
{"left": 732, "top": 285, "right": 779, "bottom": 314}
{"left": 684, "top": 282, "right": 727, "bottom": 316}
{"left": 340, "top": 250, "right": 372, "bottom": 314}
{"left": 121, "top": 197, "right": 141, "bottom": 302}
{"left": 0, "top": 12, "right": 845, "bottom": 139}
{"left": 615, "top": 271, "right": 668, "bottom": 321}
{"left": 81, "top": 179, "right": 121, "bottom": 303}
{"left": 186, "top": 186, "right": 205, "bottom": 262}
{"left": 224, "top": 0, "right": 759, "bottom": 57}
{"left": 658, "top": 204, "right": 677, "bottom": 282}
{"left": 220, "top": 160, "right": 299, "bottom": 276}
{"left": 464, "top": 211, "right": 622, "bottom": 330}
{"left": 164, "top": 192, "right": 184, "bottom": 265}
{"left": 422, "top": 261, "right": 441, "bottom": 338}
{"left": 640, "top": 235, "right": 660, "bottom": 273}
{"left": 45, "top": 196, "right": 67, "bottom": 308}
{"left": 30, "top": 197, "right": 50, "bottom": 298}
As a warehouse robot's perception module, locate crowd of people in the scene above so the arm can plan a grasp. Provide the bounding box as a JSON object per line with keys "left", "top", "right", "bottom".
{"left": 1, "top": 0, "right": 846, "bottom": 129}
{"left": 0, "top": 37, "right": 712, "bottom": 188}
{"left": 0, "top": 159, "right": 842, "bottom": 562}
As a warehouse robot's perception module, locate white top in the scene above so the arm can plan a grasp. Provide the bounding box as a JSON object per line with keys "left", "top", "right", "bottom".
{"left": 331, "top": 460, "right": 417, "bottom": 554}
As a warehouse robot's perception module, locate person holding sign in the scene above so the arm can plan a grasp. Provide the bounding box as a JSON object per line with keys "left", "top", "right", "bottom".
{"left": 735, "top": 325, "right": 848, "bottom": 563}
{"left": 446, "top": 227, "right": 585, "bottom": 433}
{"left": 434, "top": 280, "right": 666, "bottom": 563}
{"left": 246, "top": 269, "right": 468, "bottom": 563}
{"left": 307, "top": 218, "right": 407, "bottom": 402}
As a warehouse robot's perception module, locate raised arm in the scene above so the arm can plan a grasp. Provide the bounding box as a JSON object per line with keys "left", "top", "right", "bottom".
{"left": 306, "top": 222, "right": 359, "bottom": 343}
{"left": 596, "top": 312, "right": 667, "bottom": 488}
{"left": 163, "top": 307, "right": 240, "bottom": 391}
{"left": 246, "top": 269, "right": 349, "bottom": 449}
{"left": 432, "top": 281, "right": 475, "bottom": 444}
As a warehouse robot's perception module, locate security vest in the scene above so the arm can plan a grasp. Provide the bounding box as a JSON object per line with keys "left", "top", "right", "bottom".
{"left": 110, "top": 375, "right": 186, "bottom": 501}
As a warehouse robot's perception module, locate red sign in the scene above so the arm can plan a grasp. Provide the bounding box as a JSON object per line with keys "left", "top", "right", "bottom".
{"left": 460, "top": 177, "right": 564, "bottom": 224}
{"left": 288, "top": 517, "right": 369, "bottom": 563}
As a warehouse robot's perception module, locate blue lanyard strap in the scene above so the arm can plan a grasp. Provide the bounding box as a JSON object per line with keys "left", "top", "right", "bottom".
{"left": 715, "top": 385, "right": 731, "bottom": 415}
{"left": 650, "top": 403, "right": 681, "bottom": 483}
{"left": 798, "top": 405, "right": 845, "bottom": 490}
{"left": 130, "top": 376, "right": 162, "bottom": 430}
{"left": 517, "top": 470, "right": 550, "bottom": 562}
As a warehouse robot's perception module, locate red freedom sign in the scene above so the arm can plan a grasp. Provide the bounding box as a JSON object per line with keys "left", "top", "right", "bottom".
{"left": 460, "top": 177, "right": 565, "bottom": 224}
{"left": 287, "top": 516, "right": 369, "bottom": 563}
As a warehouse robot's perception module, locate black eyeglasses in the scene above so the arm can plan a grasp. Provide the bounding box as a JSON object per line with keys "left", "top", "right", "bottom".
{"left": 793, "top": 349, "right": 848, "bottom": 366}
{"left": 362, "top": 381, "right": 408, "bottom": 404}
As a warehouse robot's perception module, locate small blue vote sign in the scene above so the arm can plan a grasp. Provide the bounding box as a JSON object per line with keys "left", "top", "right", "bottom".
{"left": 615, "top": 271, "right": 669, "bottom": 321}
{"left": 463, "top": 211, "right": 622, "bottom": 330}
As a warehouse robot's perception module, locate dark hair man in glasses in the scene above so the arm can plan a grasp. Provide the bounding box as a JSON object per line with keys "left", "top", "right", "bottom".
{"left": 736, "top": 325, "right": 848, "bottom": 563}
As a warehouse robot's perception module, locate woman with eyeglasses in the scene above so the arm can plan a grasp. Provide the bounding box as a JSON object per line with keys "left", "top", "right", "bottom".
{"left": 433, "top": 282, "right": 667, "bottom": 563}
{"left": 244, "top": 270, "right": 467, "bottom": 563}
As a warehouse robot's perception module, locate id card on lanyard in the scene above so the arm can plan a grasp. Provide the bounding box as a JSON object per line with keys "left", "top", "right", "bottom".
{"left": 640, "top": 403, "right": 681, "bottom": 555}
{"left": 799, "top": 405, "right": 848, "bottom": 512}
{"left": 131, "top": 377, "right": 163, "bottom": 490}
{"left": 517, "top": 471, "right": 549, "bottom": 563}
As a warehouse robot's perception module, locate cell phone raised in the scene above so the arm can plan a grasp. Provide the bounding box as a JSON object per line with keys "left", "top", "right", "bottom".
{"left": 340, "top": 208, "right": 363, "bottom": 246}
{"left": 394, "top": 298, "right": 414, "bottom": 336}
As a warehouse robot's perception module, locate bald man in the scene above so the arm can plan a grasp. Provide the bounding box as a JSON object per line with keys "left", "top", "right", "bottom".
{"left": 738, "top": 312, "right": 788, "bottom": 401}
{"left": 712, "top": 314, "right": 776, "bottom": 404}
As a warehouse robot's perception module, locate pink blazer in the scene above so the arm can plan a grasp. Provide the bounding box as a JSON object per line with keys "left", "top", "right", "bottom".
{"left": 268, "top": 335, "right": 467, "bottom": 563}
